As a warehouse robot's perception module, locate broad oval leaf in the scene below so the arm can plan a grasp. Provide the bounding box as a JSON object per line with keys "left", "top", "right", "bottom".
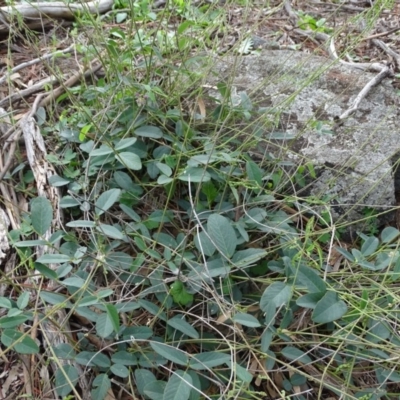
{"left": 135, "top": 125, "right": 164, "bottom": 138}
{"left": 48, "top": 175, "right": 70, "bottom": 187}
{"left": 246, "top": 160, "right": 263, "bottom": 186}
{"left": 144, "top": 381, "right": 167, "bottom": 400}
{"left": 312, "top": 291, "right": 348, "bottom": 323}
{"left": 96, "top": 224, "right": 124, "bottom": 240}
{"left": 135, "top": 369, "right": 157, "bottom": 395}
{"left": 96, "top": 313, "right": 115, "bottom": 338}
{"left": 89, "top": 144, "right": 113, "bottom": 156}
{"left": 110, "top": 364, "right": 129, "bottom": 378}
{"left": 115, "top": 137, "right": 137, "bottom": 150}
{"left": 31, "top": 197, "right": 53, "bottom": 236}
{"left": 194, "top": 231, "right": 216, "bottom": 257}
{"left": 55, "top": 365, "right": 79, "bottom": 397}
{"left": 381, "top": 226, "right": 400, "bottom": 243}
{"left": 291, "top": 264, "right": 326, "bottom": 293}
{"left": 150, "top": 342, "right": 188, "bottom": 366}
{"left": 163, "top": 370, "right": 192, "bottom": 400}
{"left": 167, "top": 316, "right": 199, "bottom": 339}
{"left": 260, "top": 282, "right": 292, "bottom": 311}
{"left": 116, "top": 151, "right": 142, "bottom": 170}
{"left": 231, "top": 249, "right": 267, "bottom": 267}
{"left": 1, "top": 329, "right": 39, "bottom": 354}
{"left": 91, "top": 374, "right": 111, "bottom": 400}
{"left": 178, "top": 167, "right": 211, "bottom": 182}
{"left": 281, "top": 346, "right": 312, "bottom": 364}
{"left": 0, "top": 315, "right": 30, "bottom": 329}
{"left": 233, "top": 313, "right": 261, "bottom": 328}
{"left": 36, "top": 254, "right": 71, "bottom": 264}
{"left": 95, "top": 189, "right": 121, "bottom": 216}
{"left": 189, "top": 351, "right": 231, "bottom": 370}
{"left": 361, "top": 236, "right": 379, "bottom": 257}
{"left": 207, "top": 214, "right": 237, "bottom": 258}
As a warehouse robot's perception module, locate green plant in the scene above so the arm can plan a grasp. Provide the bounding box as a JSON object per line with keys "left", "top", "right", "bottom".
{"left": 3, "top": 0, "right": 400, "bottom": 399}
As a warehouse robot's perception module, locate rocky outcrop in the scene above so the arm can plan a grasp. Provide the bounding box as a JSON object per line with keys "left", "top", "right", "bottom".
{"left": 197, "top": 50, "right": 400, "bottom": 232}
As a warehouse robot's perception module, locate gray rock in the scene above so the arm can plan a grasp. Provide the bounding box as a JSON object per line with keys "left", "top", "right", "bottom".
{"left": 195, "top": 50, "right": 400, "bottom": 231}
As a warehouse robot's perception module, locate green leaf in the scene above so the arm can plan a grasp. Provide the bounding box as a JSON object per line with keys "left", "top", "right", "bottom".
{"left": 178, "top": 167, "right": 211, "bottom": 182}
{"left": 120, "top": 204, "right": 141, "bottom": 222}
{"left": 30, "top": 197, "right": 53, "bottom": 235}
{"left": 90, "top": 144, "right": 114, "bottom": 156}
{"left": 48, "top": 175, "right": 71, "bottom": 187}
{"left": 54, "top": 343, "right": 76, "bottom": 359}
{"left": 156, "top": 162, "right": 172, "bottom": 177}
{"left": 36, "top": 254, "right": 70, "bottom": 264}
{"left": 60, "top": 196, "right": 81, "bottom": 208}
{"left": 228, "top": 362, "right": 253, "bottom": 383}
{"left": 381, "top": 226, "right": 400, "bottom": 243}
{"left": 189, "top": 351, "right": 231, "bottom": 370}
{"left": 281, "top": 346, "right": 312, "bottom": 364}
{"left": 246, "top": 160, "right": 263, "bottom": 186}
{"left": 366, "top": 318, "right": 391, "bottom": 344}
{"left": 95, "top": 189, "right": 121, "bottom": 216}
{"left": 290, "top": 264, "right": 326, "bottom": 293}
{"left": 0, "top": 315, "right": 29, "bottom": 329}
{"left": 135, "top": 125, "right": 163, "bottom": 138}
{"left": 34, "top": 263, "right": 58, "bottom": 280}
{"left": 1, "top": 329, "right": 39, "bottom": 354}
{"left": 312, "top": 291, "right": 348, "bottom": 323}
{"left": 17, "top": 292, "right": 29, "bottom": 310}
{"left": 150, "top": 342, "right": 188, "bottom": 366}
{"left": 96, "top": 224, "right": 124, "bottom": 239}
{"left": 170, "top": 281, "right": 193, "bottom": 306}
{"left": 0, "top": 297, "right": 11, "bottom": 308}
{"left": 115, "top": 137, "right": 137, "bottom": 150}
{"left": 116, "top": 152, "right": 142, "bottom": 170}
{"left": 167, "top": 316, "right": 199, "bottom": 339}
{"left": 135, "top": 369, "right": 157, "bottom": 396}
{"left": 207, "top": 214, "right": 237, "bottom": 258}
{"left": 111, "top": 351, "right": 138, "bottom": 366}
{"left": 377, "top": 368, "right": 400, "bottom": 383}
{"left": 231, "top": 249, "right": 267, "bottom": 267}
{"left": 194, "top": 231, "right": 216, "bottom": 257}
{"left": 105, "top": 303, "right": 120, "bottom": 334}
{"left": 187, "top": 371, "right": 201, "bottom": 400}
{"left": 138, "top": 299, "right": 167, "bottom": 321}
{"left": 158, "top": 175, "right": 173, "bottom": 185}
{"left": 260, "top": 282, "right": 292, "bottom": 310}
{"left": 14, "top": 240, "right": 48, "bottom": 247}
{"left": 233, "top": 313, "right": 261, "bottom": 328}
{"left": 144, "top": 381, "right": 167, "bottom": 400}
{"left": 261, "top": 328, "right": 274, "bottom": 353}
{"left": 110, "top": 364, "right": 129, "bottom": 378}
{"left": 62, "top": 277, "right": 86, "bottom": 287}
{"left": 96, "top": 313, "right": 114, "bottom": 338}
{"left": 296, "top": 292, "right": 324, "bottom": 309}
{"left": 55, "top": 365, "right": 79, "bottom": 397}
{"left": 91, "top": 374, "right": 111, "bottom": 400}
{"left": 66, "top": 220, "right": 96, "bottom": 228}
{"left": 361, "top": 236, "right": 379, "bottom": 257}
{"left": 163, "top": 370, "right": 192, "bottom": 400}
{"left": 40, "top": 292, "right": 71, "bottom": 306}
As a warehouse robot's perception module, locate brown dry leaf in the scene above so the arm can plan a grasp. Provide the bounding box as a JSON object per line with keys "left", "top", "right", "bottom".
{"left": 216, "top": 311, "right": 232, "bottom": 324}
{"left": 2, "top": 364, "right": 22, "bottom": 397}
{"left": 196, "top": 96, "right": 206, "bottom": 119}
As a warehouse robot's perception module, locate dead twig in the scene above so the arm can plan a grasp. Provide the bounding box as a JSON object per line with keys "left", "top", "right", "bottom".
{"left": 0, "top": 44, "right": 75, "bottom": 86}
{"left": 0, "top": 76, "right": 60, "bottom": 108}
{"left": 337, "top": 64, "right": 393, "bottom": 121}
